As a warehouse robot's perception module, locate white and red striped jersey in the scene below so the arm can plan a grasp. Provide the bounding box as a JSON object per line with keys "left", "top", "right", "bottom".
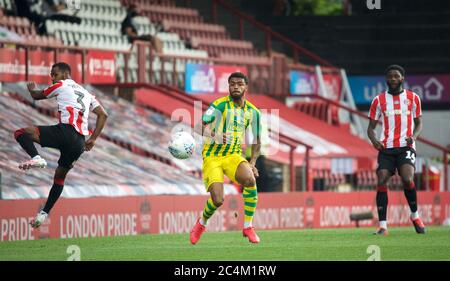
{"left": 368, "top": 90, "right": 422, "bottom": 149}
{"left": 43, "top": 79, "right": 100, "bottom": 136}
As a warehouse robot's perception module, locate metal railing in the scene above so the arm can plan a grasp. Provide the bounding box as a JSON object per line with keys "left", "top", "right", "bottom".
{"left": 211, "top": 0, "right": 336, "bottom": 67}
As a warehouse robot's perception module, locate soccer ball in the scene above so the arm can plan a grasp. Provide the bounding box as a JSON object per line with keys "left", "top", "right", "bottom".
{"left": 168, "top": 131, "right": 195, "bottom": 159}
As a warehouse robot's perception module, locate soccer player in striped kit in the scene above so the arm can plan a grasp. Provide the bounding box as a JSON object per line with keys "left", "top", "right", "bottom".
{"left": 367, "top": 65, "right": 425, "bottom": 235}
{"left": 190, "top": 72, "right": 262, "bottom": 244}
{"left": 13, "top": 62, "right": 108, "bottom": 228}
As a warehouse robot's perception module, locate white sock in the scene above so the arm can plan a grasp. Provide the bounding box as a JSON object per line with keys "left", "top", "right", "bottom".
{"left": 200, "top": 217, "right": 207, "bottom": 226}
{"left": 244, "top": 221, "right": 252, "bottom": 228}
{"left": 411, "top": 211, "right": 419, "bottom": 220}
{"left": 379, "top": 220, "right": 387, "bottom": 229}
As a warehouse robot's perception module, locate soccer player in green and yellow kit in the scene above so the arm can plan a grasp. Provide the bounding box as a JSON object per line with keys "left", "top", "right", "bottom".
{"left": 190, "top": 72, "right": 262, "bottom": 244}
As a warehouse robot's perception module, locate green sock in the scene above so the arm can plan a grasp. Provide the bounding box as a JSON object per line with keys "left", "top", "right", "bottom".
{"left": 201, "top": 197, "right": 218, "bottom": 225}
{"left": 243, "top": 185, "right": 258, "bottom": 227}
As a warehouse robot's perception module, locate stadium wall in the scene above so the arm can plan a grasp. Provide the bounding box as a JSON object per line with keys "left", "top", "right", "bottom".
{"left": 1, "top": 192, "right": 450, "bottom": 242}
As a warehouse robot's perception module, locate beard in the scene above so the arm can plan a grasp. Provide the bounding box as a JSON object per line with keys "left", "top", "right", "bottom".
{"left": 387, "top": 81, "right": 403, "bottom": 95}
{"left": 230, "top": 91, "right": 244, "bottom": 100}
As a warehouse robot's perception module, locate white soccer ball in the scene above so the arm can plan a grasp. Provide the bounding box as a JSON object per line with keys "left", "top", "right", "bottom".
{"left": 168, "top": 131, "right": 195, "bottom": 159}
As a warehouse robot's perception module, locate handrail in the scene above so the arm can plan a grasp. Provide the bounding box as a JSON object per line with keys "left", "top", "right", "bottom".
{"left": 212, "top": 0, "right": 337, "bottom": 68}
{"left": 0, "top": 38, "right": 131, "bottom": 55}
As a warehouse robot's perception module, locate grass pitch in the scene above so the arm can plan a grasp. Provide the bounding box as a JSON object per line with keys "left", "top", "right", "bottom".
{"left": 1, "top": 226, "right": 449, "bottom": 261}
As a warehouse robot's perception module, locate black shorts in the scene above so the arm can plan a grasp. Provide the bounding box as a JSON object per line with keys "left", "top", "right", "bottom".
{"left": 376, "top": 147, "right": 416, "bottom": 174}
{"left": 38, "top": 123, "right": 85, "bottom": 169}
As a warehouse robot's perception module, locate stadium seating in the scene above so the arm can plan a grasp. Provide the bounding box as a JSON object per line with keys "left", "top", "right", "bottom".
{"left": 0, "top": 13, "right": 63, "bottom": 46}
{"left": 1, "top": 0, "right": 435, "bottom": 196}
{"left": 46, "top": 0, "right": 131, "bottom": 50}
{"left": 190, "top": 36, "right": 257, "bottom": 57}
{"left": 0, "top": 83, "right": 240, "bottom": 199}
{"left": 126, "top": 0, "right": 176, "bottom": 6}
{"left": 0, "top": 93, "right": 199, "bottom": 199}
{"left": 355, "top": 169, "right": 377, "bottom": 190}
{"left": 140, "top": 4, "right": 202, "bottom": 24}
{"left": 292, "top": 100, "right": 340, "bottom": 126}
{"left": 162, "top": 19, "right": 228, "bottom": 41}
{"left": 132, "top": 1, "right": 266, "bottom": 58}
{"left": 3, "top": 82, "right": 204, "bottom": 173}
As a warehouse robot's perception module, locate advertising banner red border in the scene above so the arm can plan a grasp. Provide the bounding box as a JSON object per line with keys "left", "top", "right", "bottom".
{"left": 1, "top": 192, "right": 449, "bottom": 241}
{"left": 0, "top": 49, "right": 84, "bottom": 84}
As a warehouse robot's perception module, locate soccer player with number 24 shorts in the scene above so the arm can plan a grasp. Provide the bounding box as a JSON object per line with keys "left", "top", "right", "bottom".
{"left": 13, "top": 62, "right": 108, "bottom": 229}
{"left": 190, "top": 72, "right": 262, "bottom": 244}
{"left": 367, "top": 65, "right": 425, "bottom": 235}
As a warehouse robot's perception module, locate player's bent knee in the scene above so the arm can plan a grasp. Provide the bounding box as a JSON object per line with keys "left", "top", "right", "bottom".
{"left": 377, "top": 180, "right": 388, "bottom": 187}
{"left": 242, "top": 177, "right": 256, "bottom": 187}
{"left": 25, "top": 126, "right": 37, "bottom": 136}
{"left": 401, "top": 177, "right": 414, "bottom": 187}
{"left": 13, "top": 128, "right": 26, "bottom": 139}
{"left": 377, "top": 175, "right": 390, "bottom": 186}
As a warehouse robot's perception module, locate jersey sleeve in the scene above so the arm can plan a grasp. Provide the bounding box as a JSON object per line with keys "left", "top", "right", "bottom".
{"left": 412, "top": 93, "right": 422, "bottom": 118}
{"left": 368, "top": 96, "right": 381, "bottom": 120}
{"left": 43, "top": 81, "right": 64, "bottom": 99}
{"left": 89, "top": 95, "right": 101, "bottom": 111}
{"left": 202, "top": 100, "right": 225, "bottom": 124}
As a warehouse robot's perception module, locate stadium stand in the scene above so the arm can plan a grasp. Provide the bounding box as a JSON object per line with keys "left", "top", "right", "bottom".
{"left": 124, "top": 0, "right": 264, "bottom": 59}
{"left": 0, "top": 83, "right": 239, "bottom": 199}
{"left": 2, "top": 82, "right": 203, "bottom": 172}
{"left": 0, "top": 0, "right": 447, "bottom": 198}
{"left": 0, "top": 13, "right": 63, "bottom": 46}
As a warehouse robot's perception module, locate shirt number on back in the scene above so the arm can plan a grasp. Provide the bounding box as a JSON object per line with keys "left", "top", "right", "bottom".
{"left": 74, "top": 91, "right": 86, "bottom": 113}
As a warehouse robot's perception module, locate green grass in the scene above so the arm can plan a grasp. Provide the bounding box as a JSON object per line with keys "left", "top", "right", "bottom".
{"left": 1, "top": 226, "right": 450, "bottom": 261}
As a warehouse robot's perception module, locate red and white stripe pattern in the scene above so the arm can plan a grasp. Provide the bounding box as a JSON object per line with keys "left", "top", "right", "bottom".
{"left": 369, "top": 90, "right": 422, "bottom": 149}
{"left": 43, "top": 79, "right": 100, "bottom": 136}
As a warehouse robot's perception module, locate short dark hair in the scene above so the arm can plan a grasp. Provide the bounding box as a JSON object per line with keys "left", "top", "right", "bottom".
{"left": 228, "top": 72, "right": 248, "bottom": 84}
{"left": 52, "top": 62, "right": 71, "bottom": 74}
{"left": 385, "top": 64, "right": 405, "bottom": 77}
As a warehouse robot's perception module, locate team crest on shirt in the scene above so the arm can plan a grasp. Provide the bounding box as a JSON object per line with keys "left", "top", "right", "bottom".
{"left": 205, "top": 106, "right": 215, "bottom": 116}
{"left": 404, "top": 99, "right": 411, "bottom": 106}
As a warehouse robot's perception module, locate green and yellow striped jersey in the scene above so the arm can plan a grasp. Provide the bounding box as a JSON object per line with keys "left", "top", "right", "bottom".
{"left": 202, "top": 95, "right": 262, "bottom": 158}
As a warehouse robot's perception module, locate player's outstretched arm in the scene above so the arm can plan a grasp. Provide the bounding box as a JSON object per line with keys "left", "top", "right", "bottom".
{"left": 85, "top": 105, "right": 108, "bottom": 151}
{"left": 27, "top": 82, "right": 47, "bottom": 100}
